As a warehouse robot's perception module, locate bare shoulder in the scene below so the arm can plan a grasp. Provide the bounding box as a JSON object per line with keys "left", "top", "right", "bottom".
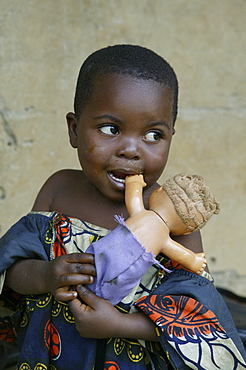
{"left": 32, "top": 169, "right": 85, "bottom": 211}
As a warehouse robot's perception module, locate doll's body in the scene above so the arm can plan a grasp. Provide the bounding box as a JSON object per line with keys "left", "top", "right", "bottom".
{"left": 124, "top": 174, "right": 220, "bottom": 274}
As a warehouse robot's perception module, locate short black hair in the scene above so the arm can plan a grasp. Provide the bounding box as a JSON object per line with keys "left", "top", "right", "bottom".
{"left": 74, "top": 44, "right": 179, "bottom": 125}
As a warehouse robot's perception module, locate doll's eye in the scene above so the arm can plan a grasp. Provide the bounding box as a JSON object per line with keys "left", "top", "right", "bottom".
{"left": 144, "top": 131, "right": 163, "bottom": 142}
{"left": 99, "top": 125, "right": 119, "bottom": 136}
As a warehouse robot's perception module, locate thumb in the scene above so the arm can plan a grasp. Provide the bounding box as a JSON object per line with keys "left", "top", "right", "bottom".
{"left": 68, "top": 293, "right": 87, "bottom": 317}
{"left": 68, "top": 285, "right": 93, "bottom": 316}
{"left": 75, "top": 284, "right": 99, "bottom": 307}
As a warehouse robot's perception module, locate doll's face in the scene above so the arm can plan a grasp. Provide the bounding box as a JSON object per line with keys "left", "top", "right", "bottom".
{"left": 67, "top": 74, "right": 174, "bottom": 203}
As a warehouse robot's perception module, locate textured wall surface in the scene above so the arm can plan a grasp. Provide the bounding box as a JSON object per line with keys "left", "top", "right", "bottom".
{"left": 0, "top": 0, "right": 245, "bottom": 275}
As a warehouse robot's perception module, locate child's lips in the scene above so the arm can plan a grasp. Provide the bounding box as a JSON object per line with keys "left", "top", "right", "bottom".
{"left": 108, "top": 170, "right": 139, "bottom": 184}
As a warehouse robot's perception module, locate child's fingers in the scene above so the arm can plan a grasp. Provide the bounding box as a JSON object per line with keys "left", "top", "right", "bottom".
{"left": 72, "top": 263, "right": 96, "bottom": 276}
{"left": 54, "top": 253, "right": 96, "bottom": 276}
{"left": 58, "top": 273, "right": 93, "bottom": 287}
{"left": 75, "top": 285, "right": 99, "bottom": 308}
{"left": 55, "top": 287, "right": 78, "bottom": 302}
{"left": 68, "top": 289, "right": 89, "bottom": 313}
{"left": 69, "top": 285, "right": 122, "bottom": 339}
{"left": 66, "top": 253, "right": 95, "bottom": 265}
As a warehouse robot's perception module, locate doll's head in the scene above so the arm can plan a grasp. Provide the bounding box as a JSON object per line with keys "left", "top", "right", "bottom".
{"left": 149, "top": 173, "right": 220, "bottom": 234}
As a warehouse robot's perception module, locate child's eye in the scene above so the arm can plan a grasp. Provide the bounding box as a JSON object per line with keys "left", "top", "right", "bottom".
{"left": 144, "top": 131, "right": 163, "bottom": 142}
{"left": 99, "top": 125, "right": 119, "bottom": 136}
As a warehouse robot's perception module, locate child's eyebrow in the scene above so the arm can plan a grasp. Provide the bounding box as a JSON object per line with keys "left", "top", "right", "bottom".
{"left": 94, "top": 114, "right": 121, "bottom": 124}
{"left": 94, "top": 114, "right": 171, "bottom": 130}
{"left": 148, "top": 121, "right": 171, "bottom": 130}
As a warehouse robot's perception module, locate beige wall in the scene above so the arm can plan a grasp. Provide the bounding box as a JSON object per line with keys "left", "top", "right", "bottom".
{"left": 0, "top": 0, "right": 245, "bottom": 275}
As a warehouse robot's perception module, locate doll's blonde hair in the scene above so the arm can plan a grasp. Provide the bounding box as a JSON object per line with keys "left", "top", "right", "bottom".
{"left": 162, "top": 174, "right": 220, "bottom": 232}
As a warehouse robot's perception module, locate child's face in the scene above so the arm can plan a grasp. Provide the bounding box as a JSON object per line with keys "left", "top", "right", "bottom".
{"left": 68, "top": 74, "right": 174, "bottom": 202}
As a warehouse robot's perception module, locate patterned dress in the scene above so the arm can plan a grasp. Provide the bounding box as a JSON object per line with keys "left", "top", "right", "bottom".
{"left": 0, "top": 211, "right": 245, "bottom": 369}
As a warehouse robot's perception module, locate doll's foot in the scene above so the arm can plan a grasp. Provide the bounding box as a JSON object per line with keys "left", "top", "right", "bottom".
{"left": 125, "top": 174, "right": 146, "bottom": 187}
{"left": 193, "top": 253, "right": 207, "bottom": 274}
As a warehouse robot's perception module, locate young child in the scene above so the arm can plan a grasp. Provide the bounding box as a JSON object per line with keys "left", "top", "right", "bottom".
{"left": 1, "top": 45, "right": 245, "bottom": 370}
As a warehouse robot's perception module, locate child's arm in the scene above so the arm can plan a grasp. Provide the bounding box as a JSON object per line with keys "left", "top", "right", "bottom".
{"left": 69, "top": 284, "right": 159, "bottom": 341}
{"left": 5, "top": 253, "right": 96, "bottom": 301}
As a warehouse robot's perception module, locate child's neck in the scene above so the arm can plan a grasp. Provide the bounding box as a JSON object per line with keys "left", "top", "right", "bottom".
{"left": 80, "top": 181, "right": 160, "bottom": 230}
{"left": 50, "top": 169, "right": 160, "bottom": 230}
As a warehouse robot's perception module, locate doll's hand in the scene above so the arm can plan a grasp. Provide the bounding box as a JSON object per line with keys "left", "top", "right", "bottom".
{"left": 44, "top": 253, "right": 96, "bottom": 301}
{"left": 69, "top": 285, "right": 158, "bottom": 341}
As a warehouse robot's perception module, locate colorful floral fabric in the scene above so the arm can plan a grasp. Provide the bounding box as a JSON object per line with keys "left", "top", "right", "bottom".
{"left": 0, "top": 212, "right": 168, "bottom": 369}
{"left": 0, "top": 212, "right": 245, "bottom": 369}
{"left": 136, "top": 268, "right": 246, "bottom": 369}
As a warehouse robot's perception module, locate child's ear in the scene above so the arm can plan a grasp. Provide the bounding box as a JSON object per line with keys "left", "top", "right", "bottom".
{"left": 66, "top": 112, "right": 78, "bottom": 148}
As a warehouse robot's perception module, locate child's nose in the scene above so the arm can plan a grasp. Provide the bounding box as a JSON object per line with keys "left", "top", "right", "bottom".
{"left": 117, "top": 138, "right": 141, "bottom": 160}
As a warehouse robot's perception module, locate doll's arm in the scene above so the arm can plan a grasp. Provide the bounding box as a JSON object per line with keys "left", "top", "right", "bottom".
{"left": 160, "top": 237, "right": 206, "bottom": 274}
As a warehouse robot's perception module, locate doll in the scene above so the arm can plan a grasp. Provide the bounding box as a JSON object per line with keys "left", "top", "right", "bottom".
{"left": 124, "top": 173, "right": 220, "bottom": 274}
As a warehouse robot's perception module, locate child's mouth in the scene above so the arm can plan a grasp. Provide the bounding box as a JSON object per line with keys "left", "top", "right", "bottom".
{"left": 109, "top": 171, "right": 127, "bottom": 184}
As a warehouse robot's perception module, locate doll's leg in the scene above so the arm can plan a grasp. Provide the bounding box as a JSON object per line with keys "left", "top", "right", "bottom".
{"left": 125, "top": 175, "right": 146, "bottom": 216}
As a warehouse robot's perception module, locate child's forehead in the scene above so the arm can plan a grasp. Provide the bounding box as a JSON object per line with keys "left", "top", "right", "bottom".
{"left": 91, "top": 73, "right": 174, "bottom": 104}
{"left": 83, "top": 74, "right": 174, "bottom": 123}
{"left": 94, "top": 72, "right": 172, "bottom": 90}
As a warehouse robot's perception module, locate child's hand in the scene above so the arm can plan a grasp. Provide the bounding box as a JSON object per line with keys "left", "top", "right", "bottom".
{"left": 68, "top": 285, "right": 158, "bottom": 341}
{"left": 44, "top": 253, "right": 96, "bottom": 302}
{"left": 68, "top": 285, "right": 125, "bottom": 338}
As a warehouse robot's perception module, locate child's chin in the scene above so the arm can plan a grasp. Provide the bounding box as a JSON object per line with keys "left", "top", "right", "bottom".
{"left": 106, "top": 190, "right": 125, "bottom": 203}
